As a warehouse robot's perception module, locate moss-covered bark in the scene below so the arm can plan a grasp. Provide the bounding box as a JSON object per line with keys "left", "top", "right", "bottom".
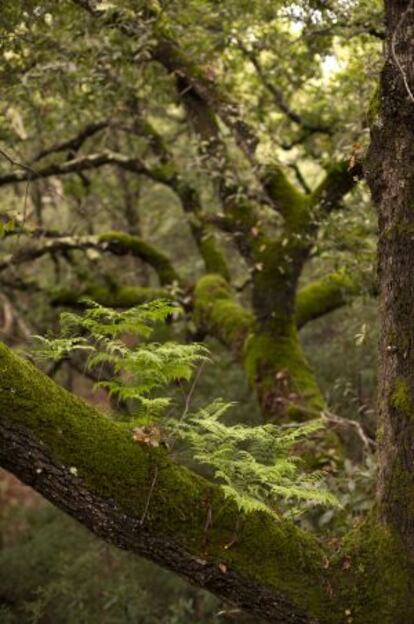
{"left": 194, "top": 274, "right": 324, "bottom": 420}
{"left": 193, "top": 274, "right": 254, "bottom": 351}
{"left": 244, "top": 326, "right": 325, "bottom": 420}
{"left": 295, "top": 272, "right": 365, "bottom": 329}
{"left": 0, "top": 340, "right": 326, "bottom": 623}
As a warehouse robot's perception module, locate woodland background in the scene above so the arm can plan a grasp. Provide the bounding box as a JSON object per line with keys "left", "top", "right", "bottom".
{"left": 0, "top": 1, "right": 383, "bottom": 622}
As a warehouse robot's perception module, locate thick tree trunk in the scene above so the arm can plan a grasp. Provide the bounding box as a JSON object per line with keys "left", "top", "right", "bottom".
{"left": 365, "top": 0, "right": 414, "bottom": 556}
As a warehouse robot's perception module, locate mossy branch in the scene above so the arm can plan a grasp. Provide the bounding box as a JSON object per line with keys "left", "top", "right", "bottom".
{"left": 0, "top": 340, "right": 327, "bottom": 623}
{"left": 262, "top": 164, "right": 311, "bottom": 230}
{"left": 51, "top": 285, "right": 172, "bottom": 308}
{"left": 193, "top": 274, "right": 254, "bottom": 352}
{"left": 0, "top": 340, "right": 411, "bottom": 623}
{"left": 98, "top": 231, "right": 179, "bottom": 286}
{"left": 0, "top": 231, "right": 180, "bottom": 287}
{"left": 311, "top": 161, "right": 363, "bottom": 217}
{"left": 295, "top": 272, "right": 366, "bottom": 329}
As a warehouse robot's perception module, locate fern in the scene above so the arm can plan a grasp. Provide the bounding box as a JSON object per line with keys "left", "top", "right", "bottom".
{"left": 33, "top": 299, "right": 208, "bottom": 420}
{"left": 33, "top": 299, "right": 339, "bottom": 518}
{"left": 168, "top": 401, "right": 340, "bottom": 517}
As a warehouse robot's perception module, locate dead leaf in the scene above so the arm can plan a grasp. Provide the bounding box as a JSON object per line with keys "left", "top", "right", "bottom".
{"left": 132, "top": 425, "right": 161, "bottom": 447}
{"left": 218, "top": 562, "right": 228, "bottom": 574}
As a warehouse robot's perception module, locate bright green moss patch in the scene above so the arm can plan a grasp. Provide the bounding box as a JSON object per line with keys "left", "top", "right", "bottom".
{"left": 199, "top": 235, "right": 230, "bottom": 281}
{"left": 392, "top": 379, "right": 412, "bottom": 415}
{"left": 262, "top": 164, "right": 310, "bottom": 231}
{"left": 295, "top": 272, "right": 361, "bottom": 328}
{"left": 330, "top": 517, "right": 412, "bottom": 624}
{"left": 244, "top": 325, "right": 325, "bottom": 419}
{"left": 193, "top": 274, "right": 254, "bottom": 350}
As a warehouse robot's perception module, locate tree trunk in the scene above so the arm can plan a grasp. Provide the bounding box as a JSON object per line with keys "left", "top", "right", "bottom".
{"left": 365, "top": 0, "right": 414, "bottom": 557}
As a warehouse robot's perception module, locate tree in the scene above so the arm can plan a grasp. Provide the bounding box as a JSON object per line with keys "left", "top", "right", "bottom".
{"left": 0, "top": 0, "right": 376, "bottom": 423}
{"left": 1, "top": 0, "right": 414, "bottom": 622}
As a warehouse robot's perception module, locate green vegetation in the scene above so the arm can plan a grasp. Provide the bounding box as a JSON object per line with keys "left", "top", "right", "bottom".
{"left": 0, "top": 0, "right": 401, "bottom": 621}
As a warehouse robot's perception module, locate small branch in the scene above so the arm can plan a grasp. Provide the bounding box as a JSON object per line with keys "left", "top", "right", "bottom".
{"left": 140, "top": 465, "right": 159, "bottom": 525}
{"left": 390, "top": 0, "right": 414, "bottom": 103}
{"left": 322, "top": 410, "right": 376, "bottom": 452}
{"left": 32, "top": 120, "right": 109, "bottom": 162}
{"left": 235, "top": 38, "right": 331, "bottom": 135}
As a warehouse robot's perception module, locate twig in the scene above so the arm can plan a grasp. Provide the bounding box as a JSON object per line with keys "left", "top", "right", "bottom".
{"left": 140, "top": 465, "right": 159, "bottom": 525}
{"left": 322, "top": 409, "right": 376, "bottom": 452}
{"left": 181, "top": 359, "right": 207, "bottom": 423}
{"left": 167, "top": 359, "right": 207, "bottom": 451}
{"left": 390, "top": 0, "right": 414, "bottom": 103}
{"left": 280, "top": 398, "right": 376, "bottom": 452}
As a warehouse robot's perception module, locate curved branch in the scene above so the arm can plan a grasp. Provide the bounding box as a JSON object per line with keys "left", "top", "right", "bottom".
{"left": 0, "top": 231, "right": 180, "bottom": 286}
{"left": 236, "top": 39, "right": 331, "bottom": 136}
{"left": 0, "top": 340, "right": 328, "bottom": 624}
{"left": 311, "top": 161, "right": 363, "bottom": 217}
{"left": 0, "top": 151, "right": 152, "bottom": 187}
{"left": 295, "top": 272, "right": 371, "bottom": 329}
{"left": 71, "top": 0, "right": 259, "bottom": 160}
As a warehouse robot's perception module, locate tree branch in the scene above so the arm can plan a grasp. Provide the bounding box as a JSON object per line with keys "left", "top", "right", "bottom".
{"left": 31, "top": 121, "right": 110, "bottom": 163}
{"left": 0, "top": 150, "right": 164, "bottom": 187}
{"left": 71, "top": 0, "right": 259, "bottom": 160}
{"left": 295, "top": 271, "right": 373, "bottom": 329}
{"left": 311, "top": 161, "right": 363, "bottom": 217}
{"left": 236, "top": 39, "right": 331, "bottom": 136}
{"left": 0, "top": 231, "right": 180, "bottom": 286}
{"left": 0, "top": 340, "right": 328, "bottom": 624}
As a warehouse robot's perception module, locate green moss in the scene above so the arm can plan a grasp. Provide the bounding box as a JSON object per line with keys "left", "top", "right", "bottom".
{"left": 223, "top": 194, "right": 258, "bottom": 232}
{"left": 330, "top": 517, "right": 412, "bottom": 624}
{"left": 391, "top": 379, "right": 412, "bottom": 415}
{"left": 98, "top": 231, "right": 179, "bottom": 285}
{"left": 367, "top": 84, "right": 382, "bottom": 126}
{"left": 243, "top": 325, "right": 325, "bottom": 420}
{"left": 199, "top": 235, "right": 231, "bottom": 281}
{"left": 295, "top": 272, "right": 361, "bottom": 328}
{"left": 193, "top": 274, "right": 254, "bottom": 350}
{"left": 262, "top": 164, "right": 311, "bottom": 231}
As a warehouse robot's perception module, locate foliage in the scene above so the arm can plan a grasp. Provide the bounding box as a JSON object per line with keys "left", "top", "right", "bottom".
{"left": 34, "top": 299, "right": 208, "bottom": 420}
{"left": 170, "top": 401, "right": 340, "bottom": 517}
{"left": 0, "top": 0, "right": 387, "bottom": 620}
{"left": 34, "top": 299, "right": 338, "bottom": 517}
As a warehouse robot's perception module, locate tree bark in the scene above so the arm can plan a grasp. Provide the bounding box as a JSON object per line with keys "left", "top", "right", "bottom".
{"left": 365, "top": 0, "right": 414, "bottom": 557}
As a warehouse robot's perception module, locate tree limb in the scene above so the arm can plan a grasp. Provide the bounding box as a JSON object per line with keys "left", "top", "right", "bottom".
{"left": 0, "top": 231, "right": 180, "bottom": 286}
{"left": 295, "top": 271, "right": 373, "bottom": 329}
{"left": 0, "top": 340, "right": 328, "bottom": 624}
{"left": 32, "top": 121, "right": 110, "bottom": 163}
